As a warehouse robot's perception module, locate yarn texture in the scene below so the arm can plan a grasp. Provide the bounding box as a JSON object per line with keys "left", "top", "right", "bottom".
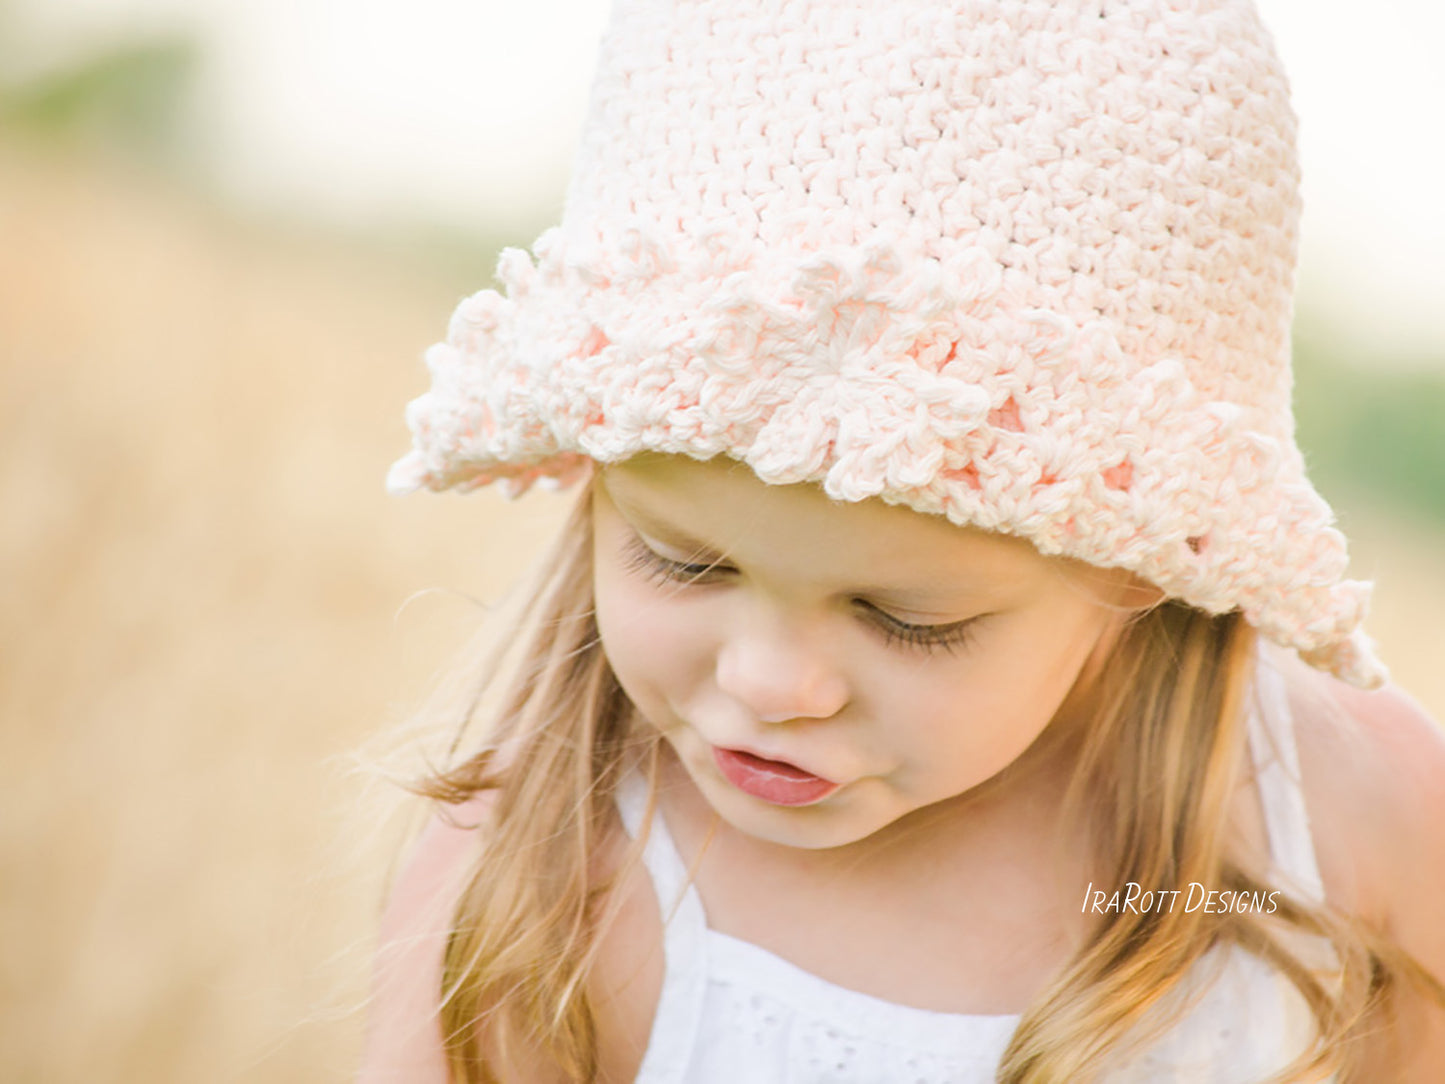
{"left": 388, "top": 0, "right": 1384, "bottom": 688}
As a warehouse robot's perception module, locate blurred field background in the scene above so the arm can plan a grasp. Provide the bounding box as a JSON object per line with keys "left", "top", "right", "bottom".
{"left": 1, "top": 3, "right": 1442, "bottom": 1082}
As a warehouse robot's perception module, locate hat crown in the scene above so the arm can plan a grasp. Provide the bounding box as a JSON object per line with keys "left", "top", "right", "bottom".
{"left": 564, "top": 0, "right": 1298, "bottom": 409}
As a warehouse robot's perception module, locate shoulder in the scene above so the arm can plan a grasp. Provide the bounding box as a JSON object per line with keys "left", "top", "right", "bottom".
{"left": 1285, "top": 657, "right": 1445, "bottom": 928}
{"left": 1312, "top": 671, "right": 1445, "bottom": 965}
{"left": 356, "top": 787, "right": 663, "bottom": 1084}
{"left": 1283, "top": 656, "right": 1445, "bottom": 1077}
{"left": 357, "top": 791, "right": 495, "bottom": 1084}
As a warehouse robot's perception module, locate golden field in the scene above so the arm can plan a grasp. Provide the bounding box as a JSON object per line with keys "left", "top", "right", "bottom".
{"left": 0, "top": 141, "right": 573, "bottom": 1081}
{"left": 2, "top": 140, "right": 1442, "bottom": 1083}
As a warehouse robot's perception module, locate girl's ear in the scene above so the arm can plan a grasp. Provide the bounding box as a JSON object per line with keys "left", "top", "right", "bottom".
{"left": 1067, "top": 561, "right": 1165, "bottom": 614}
{"left": 1071, "top": 572, "right": 1162, "bottom": 693}
{"left": 1114, "top": 575, "right": 1166, "bottom": 611}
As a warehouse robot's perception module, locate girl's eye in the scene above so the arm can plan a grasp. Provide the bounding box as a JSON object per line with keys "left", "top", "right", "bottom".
{"left": 855, "top": 601, "right": 981, "bottom": 655}
{"left": 621, "top": 533, "right": 978, "bottom": 653}
{"left": 623, "top": 534, "right": 732, "bottom": 585}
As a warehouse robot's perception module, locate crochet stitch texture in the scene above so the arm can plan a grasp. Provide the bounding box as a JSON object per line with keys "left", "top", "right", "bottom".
{"left": 389, "top": 0, "right": 1384, "bottom": 688}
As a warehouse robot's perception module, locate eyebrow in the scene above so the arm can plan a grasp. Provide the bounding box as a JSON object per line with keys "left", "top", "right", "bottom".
{"left": 604, "top": 487, "right": 725, "bottom": 557}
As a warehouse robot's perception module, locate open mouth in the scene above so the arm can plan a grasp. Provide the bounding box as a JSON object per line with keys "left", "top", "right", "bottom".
{"left": 712, "top": 747, "right": 841, "bottom": 806}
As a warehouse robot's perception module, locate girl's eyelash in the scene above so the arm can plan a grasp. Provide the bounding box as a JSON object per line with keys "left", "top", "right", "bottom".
{"left": 625, "top": 533, "right": 981, "bottom": 655}
{"left": 622, "top": 534, "right": 730, "bottom": 584}
{"left": 856, "top": 602, "right": 982, "bottom": 655}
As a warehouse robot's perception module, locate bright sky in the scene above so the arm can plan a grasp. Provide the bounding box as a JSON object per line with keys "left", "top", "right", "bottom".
{"left": 10, "top": 0, "right": 1445, "bottom": 355}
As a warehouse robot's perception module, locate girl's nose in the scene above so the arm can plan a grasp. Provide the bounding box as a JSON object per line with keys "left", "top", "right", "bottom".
{"left": 715, "top": 626, "right": 850, "bottom": 724}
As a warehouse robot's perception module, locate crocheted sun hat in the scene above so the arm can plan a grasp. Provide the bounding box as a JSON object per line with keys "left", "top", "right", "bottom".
{"left": 389, "top": 0, "right": 1384, "bottom": 688}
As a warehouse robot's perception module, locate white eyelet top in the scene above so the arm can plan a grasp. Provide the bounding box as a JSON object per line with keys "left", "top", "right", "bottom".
{"left": 615, "top": 655, "right": 1336, "bottom": 1083}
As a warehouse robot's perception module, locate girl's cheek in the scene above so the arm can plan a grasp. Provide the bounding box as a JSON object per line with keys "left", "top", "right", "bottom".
{"left": 595, "top": 573, "right": 713, "bottom": 692}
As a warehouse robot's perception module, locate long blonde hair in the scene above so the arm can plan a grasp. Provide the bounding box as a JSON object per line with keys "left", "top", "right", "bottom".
{"left": 409, "top": 484, "right": 1400, "bottom": 1082}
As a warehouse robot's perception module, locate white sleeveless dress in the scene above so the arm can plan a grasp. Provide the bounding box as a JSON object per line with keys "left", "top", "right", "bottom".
{"left": 615, "top": 655, "right": 1336, "bottom": 1083}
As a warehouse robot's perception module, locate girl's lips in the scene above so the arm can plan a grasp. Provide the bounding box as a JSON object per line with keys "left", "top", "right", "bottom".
{"left": 712, "top": 747, "right": 840, "bottom": 806}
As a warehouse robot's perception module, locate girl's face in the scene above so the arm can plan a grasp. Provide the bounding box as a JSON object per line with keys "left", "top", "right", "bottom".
{"left": 592, "top": 454, "right": 1135, "bottom": 851}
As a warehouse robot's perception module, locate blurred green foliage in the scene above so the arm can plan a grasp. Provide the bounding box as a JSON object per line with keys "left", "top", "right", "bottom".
{"left": 0, "top": 33, "right": 197, "bottom": 159}
{"left": 1294, "top": 334, "right": 1445, "bottom": 523}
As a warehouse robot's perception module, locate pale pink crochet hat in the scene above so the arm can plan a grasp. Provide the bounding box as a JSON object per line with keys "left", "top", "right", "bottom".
{"left": 389, "top": 0, "right": 1384, "bottom": 688}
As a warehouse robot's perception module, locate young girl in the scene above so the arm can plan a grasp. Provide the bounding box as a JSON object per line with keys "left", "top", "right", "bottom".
{"left": 365, "top": 0, "right": 1445, "bottom": 1080}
